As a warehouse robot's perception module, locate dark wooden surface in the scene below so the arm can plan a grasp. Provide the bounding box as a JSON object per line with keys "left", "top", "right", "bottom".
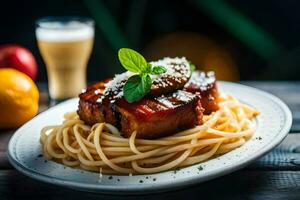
{"left": 1, "top": 81, "right": 300, "bottom": 200}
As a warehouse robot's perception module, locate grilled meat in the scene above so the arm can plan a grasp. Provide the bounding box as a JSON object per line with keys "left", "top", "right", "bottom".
{"left": 77, "top": 69, "right": 219, "bottom": 139}
{"left": 100, "top": 58, "right": 192, "bottom": 102}
{"left": 78, "top": 87, "right": 202, "bottom": 139}
{"left": 184, "top": 71, "right": 219, "bottom": 114}
{"left": 116, "top": 90, "right": 202, "bottom": 138}
{"left": 149, "top": 57, "right": 191, "bottom": 96}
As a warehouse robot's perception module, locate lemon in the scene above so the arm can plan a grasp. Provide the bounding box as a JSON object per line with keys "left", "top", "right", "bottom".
{"left": 0, "top": 68, "right": 39, "bottom": 129}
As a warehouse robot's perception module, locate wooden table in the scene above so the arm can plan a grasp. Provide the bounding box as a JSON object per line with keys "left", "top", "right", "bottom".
{"left": 1, "top": 82, "right": 300, "bottom": 200}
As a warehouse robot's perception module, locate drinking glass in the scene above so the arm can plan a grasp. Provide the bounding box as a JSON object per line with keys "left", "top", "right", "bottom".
{"left": 36, "top": 16, "right": 94, "bottom": 101}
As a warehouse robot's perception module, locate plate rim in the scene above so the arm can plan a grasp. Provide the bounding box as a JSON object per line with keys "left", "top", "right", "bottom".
{"left": 7, "top": 81, "right": 293, "bottom": 194}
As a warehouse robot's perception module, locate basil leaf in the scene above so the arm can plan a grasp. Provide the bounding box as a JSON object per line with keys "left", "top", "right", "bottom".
{"left": 118, "top": 48, "right": 148, "bottom": 73}
{"left": 123, "top": 75, "right": 143, "bottom": 102}
{"left": 141, "top": 74, "right": 152, "bottom": 95}
{"left": 146, "top": 63, "right": 153, "bottom": 73}
{"left": 123, "top": 74, "right": 152, "bottom": 103}
{"left": 188, "top": 61, "right": 196, "bottom": 72}
{"left": 151, "top": 66, "right": 167, "bottom": 75}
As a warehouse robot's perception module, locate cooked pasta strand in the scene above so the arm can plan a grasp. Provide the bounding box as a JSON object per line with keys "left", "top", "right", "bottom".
{"left": 40, "top": 94, "right": 258, "bottom": 174}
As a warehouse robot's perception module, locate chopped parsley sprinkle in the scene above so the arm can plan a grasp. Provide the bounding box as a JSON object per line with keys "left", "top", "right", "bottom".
{"left": 197, "top": 165, "right": 203, "bottom": 171}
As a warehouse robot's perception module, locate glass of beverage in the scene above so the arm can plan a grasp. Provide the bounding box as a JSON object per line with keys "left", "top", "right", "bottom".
{"left": 36, "top": 16, "right": 94, "bottom": 101}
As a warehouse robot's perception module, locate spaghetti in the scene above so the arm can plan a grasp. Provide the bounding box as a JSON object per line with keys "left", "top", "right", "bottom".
{"left": 40, "top": 94, "right": 259, "bottom": 174}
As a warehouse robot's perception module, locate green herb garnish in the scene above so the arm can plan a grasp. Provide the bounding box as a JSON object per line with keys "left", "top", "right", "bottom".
{"left": 197, "top": 165, "right": 203, "bottom": 171}
{"left": 188, "top": 61, "right": 196, "bottom": 72}
{"left": 118, "top": 48, "right": 167, "bottom": 103}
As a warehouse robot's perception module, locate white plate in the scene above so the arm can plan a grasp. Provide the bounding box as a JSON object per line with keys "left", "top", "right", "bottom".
{"left": 7, "top": 81, "right": 292, "bottom": 194}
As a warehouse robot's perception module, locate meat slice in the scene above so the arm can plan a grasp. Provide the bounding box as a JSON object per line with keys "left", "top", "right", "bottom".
{"left": 101, "top": 57, "right": 192, "bottom": 101}
{"left": 78, "top": 86, "right": 202, "bottom": 138}
{"left": 116, "top": 90, "right": 203, "bottom": 139}
{"left": 184, "top": 71, "right": 219, "bottom": 114}
{"left": 149, "top": 57, "right": 191, "bottom": 96}
{"left": 77, "top": 79, "right": 117, "bottom": 126}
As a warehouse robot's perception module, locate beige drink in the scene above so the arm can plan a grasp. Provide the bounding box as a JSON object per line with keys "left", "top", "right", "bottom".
{"left": 36, "top": 18, "right": 94, "bottom": 99}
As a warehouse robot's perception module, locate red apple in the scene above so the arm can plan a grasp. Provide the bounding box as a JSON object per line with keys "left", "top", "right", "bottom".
{"left": 0, "top": 44, "right": 38, "bottom": 80}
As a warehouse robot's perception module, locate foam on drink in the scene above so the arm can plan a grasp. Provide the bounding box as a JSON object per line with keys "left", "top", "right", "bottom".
{"left": 36, "top": 21, "right": 94, "bottom": 42}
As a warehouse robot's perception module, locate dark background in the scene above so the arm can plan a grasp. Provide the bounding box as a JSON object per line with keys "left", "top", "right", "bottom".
{"left": 1, "top": 0, "right": 299, "bottom": 81}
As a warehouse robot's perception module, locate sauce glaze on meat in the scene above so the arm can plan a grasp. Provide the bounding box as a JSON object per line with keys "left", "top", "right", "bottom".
{"left": 78, "top": 58, "right": 219, "bottom": 139}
